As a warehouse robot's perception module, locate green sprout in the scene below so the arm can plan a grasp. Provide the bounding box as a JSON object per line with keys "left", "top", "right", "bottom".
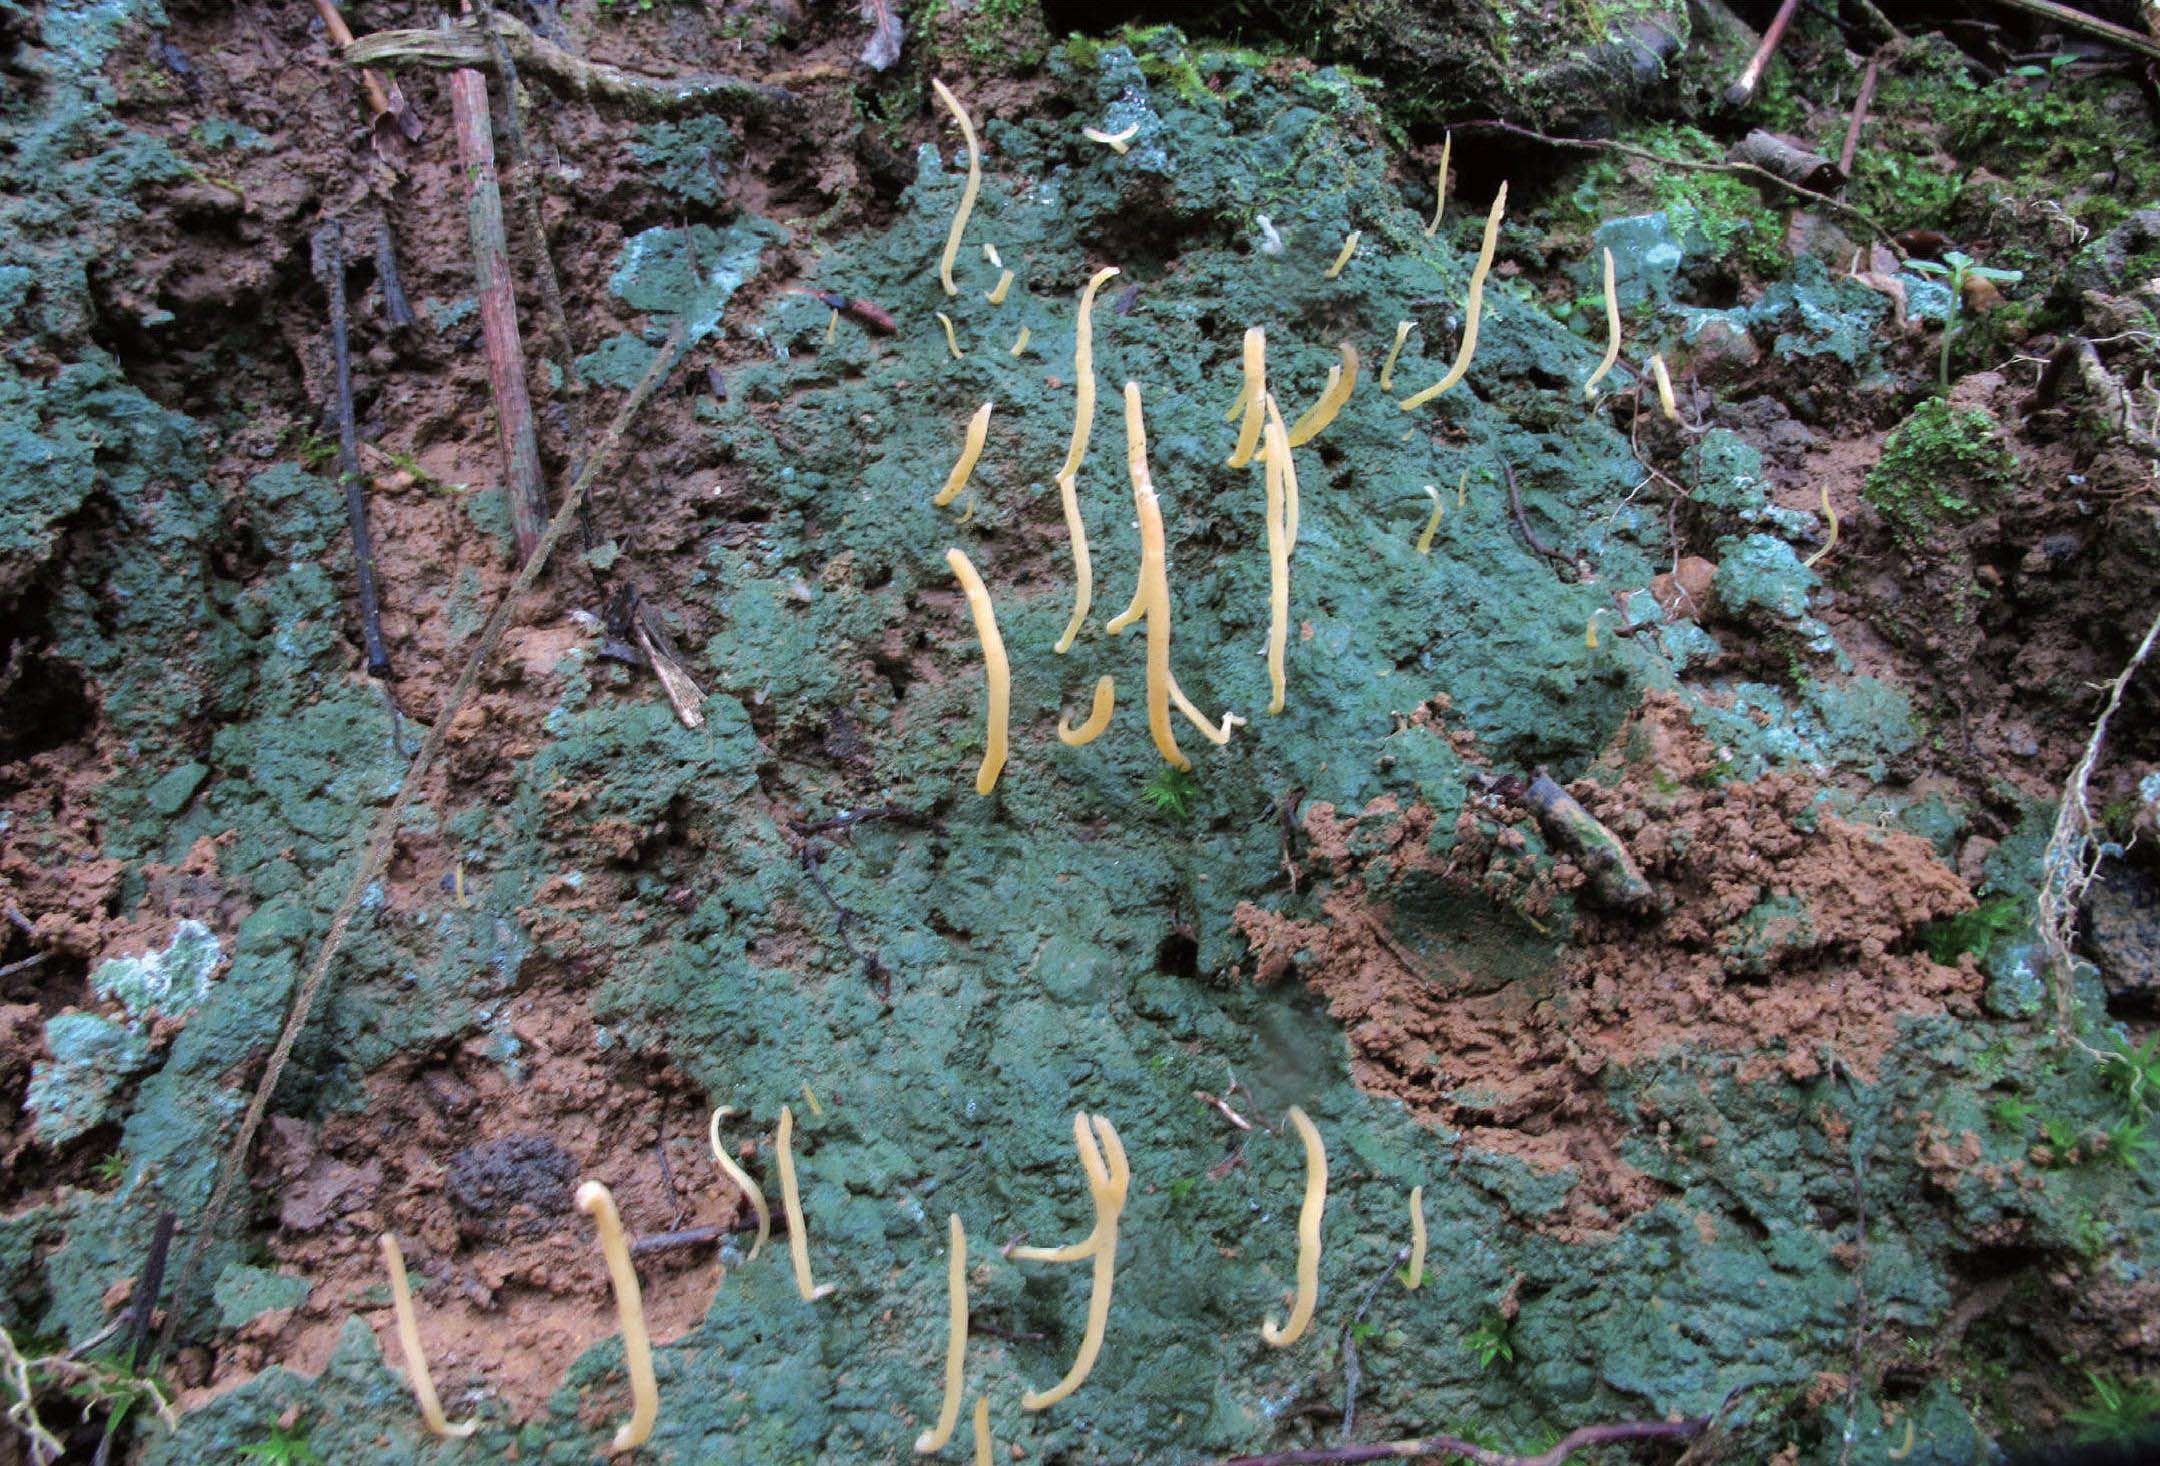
{"left": 1904, "top": 250, "right": 2023, "bottom": 393}
{"left": 1463, "top": 1312, "right": 1514, "bottom": 1371}
{"left": 2103, "top": 1032, "right": 2160, "bottom": 1116}
{"left": 1140, "top": 766, "right": 1201, "bottom": 822}
{"left": 2065, "top": 1371, "right": 2160, "bottom": 1441}
{"left": 239, "top": 1423, "right": 324, "bottom": 1466}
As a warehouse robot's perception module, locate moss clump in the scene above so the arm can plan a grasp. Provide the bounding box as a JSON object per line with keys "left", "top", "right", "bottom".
{"left": 1864, "top": 399, "right": 2019, "bottom": 546}
{"left": 1558, "top": 125, "right": 1787, "bottom": 281}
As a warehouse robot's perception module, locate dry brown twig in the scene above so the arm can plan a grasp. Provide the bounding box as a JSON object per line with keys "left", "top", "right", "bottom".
{"left": 1221, "top": 1415, "right": 1712, "bottom": 1466}
{"left": 308, "top": 0, "right": 424, "bottom": 140}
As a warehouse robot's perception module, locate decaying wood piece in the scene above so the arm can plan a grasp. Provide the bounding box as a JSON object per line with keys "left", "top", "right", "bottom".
{"left": 1727, "top": 130, "right": 1844, "bottom": 195}
{"left": 1724, "top": 0, "right": 1801, "bottom": 106}
{"left": 308, "top": 0, "right": 424, "bottom": 141}
{"left": 346, "top": 11, "right": 796, "bottom": 117}
{"left": 1977, "top": 0, "right": 2160, "bottom": 63}
{"left": 448, "top": 63, "right": 549, "bottom": 562}
{"left": 1522, "top": 775, "right": 1656, "bottom": 915}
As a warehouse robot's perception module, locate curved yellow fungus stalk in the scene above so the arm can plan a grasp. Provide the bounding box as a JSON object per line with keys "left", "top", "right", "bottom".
{"left": 972, "top": 1397, "right": 993, "bottom": 1465}
{"left": 944, "top": 549, "right": 1009, "bottom": 795}
{"left": 1052, "top": 266, "right": 1121, "bottom": 653}
{"left": 1424, "top": 132, "right": 1451, "bottom": 238}
{"left": 935, "top": 403, "right": 994, "bottom": 509}
{"left": 1057, "top": 676, "right": 1116, "bottom": 746}
{"left": 1082, "top": 123, "right": 1139, "bottom": 154}
{"left": 985, "top": 269, "right": 1014, "bottom": 305}
{"left": 1585, "top": 614, "right": 1600, "bottom": 650}
{"left": 1287, "top": 343, "right": 1358, "bottom": 448}
{"left": 1323, "top": 230, "right": 1361, "bottom": 280}
{"left": 1416, "top": 486, "right": 1444, "bottom": 555}
{"left": 1018, "top": 1113, "right": 1130, "bottom": 1412}
{"left": 1399, "top": 182, "right": 1507, "bottom": 410}
{"left": 1650, "top": 353, "right": 1679, "bottom": 422}
{"left": 1261, "top": 1106, "right": 1326, "bottom": 1348}
{"left": 983, "top": 242, "right": 1002, "bottom": 268}
{"left": 1582, "top": 247, "right": 1621, "bottom": 400}
{"left": 930, "top": 79, "right": 981, "bottom": 297}
{"left": 776, "top": 1106, "right": 837, "bottom": 1301}
{"left": 379, "top": 1235, "right": 479, "bottom": 1440}
{"left": 1805, "top": 482, "right": 1839, "bottom": 569}
{"left": 1112, "top": 382, "right": 1242, "bottom": 765}
{"left": 1261, "top": 397, "right": 1294, "bottom": 715}
{"left": 914, "top": 1213, "right": 969, "bottom": 1454}
{"left": 1226, "top": 328, "right": 1266, "bottom": 468}
{"left": 825, "top": 309, "right": 838, "bottom": 344}
{"left": 1009, "top": 326, "right": 1030, "bottom": 357}
{"left": 707, "top": 1107, "right": 771, "bottom": 1264}
{"left": 1378, "top": 320, "right": 1414, "bottom": 393}
{"left": 1457, "top": 471, "right": 1468, "bottom": 508}
{"left": 1399, "top": 1185, "right": 1426, "bottom": 1289}
{"left": 576, "top": 1182, "right": 659, "bottom": 1452}
{"left": 936, "top": 311, "right": 964, "bottom": 360}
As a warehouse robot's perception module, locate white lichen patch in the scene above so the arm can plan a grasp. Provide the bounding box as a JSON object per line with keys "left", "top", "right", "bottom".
{"left": 89, "top": 918, "right": 223, "bottom": 1023}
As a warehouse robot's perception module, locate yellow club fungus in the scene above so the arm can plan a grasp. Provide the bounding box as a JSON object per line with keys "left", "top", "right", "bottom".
{"left": 707, "top": 1106, "right": 771, "bottom": 1264}
{"left": 1015, "top": 1113, "right": 1130, "bottom": 1411}
{"left": 1805, "top": 482, "right": 1839, "bottom": 569}
{"left": 914, "top": 1213, "right": 969, "bottom": 1454}
{"left": 1415, "top": 486, "right": 1444, "bottom": 555}
{"left": 1399, "top": 1185, "right": 1426, "bottom": 1289}
{"left": 983, "top": 242, "right": 1002, "bottom": 268}
{"left": 802, "top": 1083, "right": 824, "bottom": 1118}
{"left": 1108, "top": 382, "right": 1244, "bottom": 764}
{"left": 1053, "top": 266, "right": 1121, "bottom": 653}
{"left": 576, "top": 1182, "right": 659, "bottom": 1453}
{"left": 1457, "top": 471, "right": 1468, "bottom": 508}
{"left": 930, "top": 79, "right": 981, "bottom": 297}
{"left": 1226, "top": 327, "right": 1266, "bottom": 468}
{"left": 945, "top": 549, "right": 1009, "bottom": 795}
{"left": 1323, "top": 229, "right": 1361, "bottom": 280}
{"left": 1261, "top": 1106, "right": 1326, "bottom": 1348}
{"left": 1287, "top": 343, "right": 1358, "bottom": 448}
{"left": 1009, "top": 326, "right": 1030, "bottom": 357}
{"left": 935, "top": 403, "right": 994, "bottom": 509}
{"left": 972, "top": 1397, "right": 993, "bottom": 1465}
{"left": 825, "top": 309, "right": 838, "bottom": 344}
{"left": 776, "top": 1105, "right": 837, "bottom": 1301}
{"left": 1585, "top": 613, "right": 1600, "bottom": 650}
{"left": 1424, "top": 132, "right": 1451, "bottom": 237}
{"left": 1261, "top": 396, "right": 1295, "bottom": 715}
{"left": 1399, "top": 182, "right": 1507, "bottom": 410}
{"left": 1082, "top": 123, "right": 1139, "bottom": 154}
{"left": 379, "top": 1234, "right": 479, "bottom": 1440}
{"left": 985, "top": 269, "right": 1014, "bottom": 305}
{"left": 1057, "top": 675, "right": 1116, "bottom": 746}
{"left": 1650, "top": 353, "right": 1680, "bottom": 422}
{"left": 936, "top": 311, "right": 964, "bottom": 360}
{"left": 1378, "top": 320, "right": 1414, "bottom": 393}
{"left": 1582, "top": 247, "right": 1621, "bottom": 400}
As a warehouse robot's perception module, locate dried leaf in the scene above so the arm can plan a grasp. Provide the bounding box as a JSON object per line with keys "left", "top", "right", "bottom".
{"left": 859, "top": 0, "right": 902, "bottom": 71}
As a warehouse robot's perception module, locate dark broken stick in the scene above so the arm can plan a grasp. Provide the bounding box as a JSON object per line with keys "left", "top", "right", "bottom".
{"left": 345, "top": 11, "right": 796, "bottom": 117}
{"left": 126, "top": 1212, "right": 177, "bottom": 1371}
{"left": 373, "top": 215, "right": 416, "bottom": 329}
{"left": 1222, "top": 1416, "right": 1711, "bottom": 1466}
{"left": 449, "top": 63, "right": 550, "bottom": 563}
{"left": 311, "top": 221, "right": 392, "bottom": 677}
{"left": 1725, "top": 0, "right": 1803, "bottom": 107}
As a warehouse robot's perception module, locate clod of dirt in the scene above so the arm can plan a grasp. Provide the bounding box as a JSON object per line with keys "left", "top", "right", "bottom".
{"left": 446, "top": 1133, "right": 578, "bottom": 1240}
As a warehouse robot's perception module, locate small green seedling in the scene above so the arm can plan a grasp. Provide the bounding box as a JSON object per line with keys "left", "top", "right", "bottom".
{"left": 2065, "top": 1370, "right": 2160, "bottom": 1441}
{"left": 1905, "top": 250, "right": 2023, "bottom": 393}
{"left": 1463, "top": 1312, "right": 1514, "bottom": 1371}
{"left": 2103, "top": 1032, "right": 2160, "bottom": 1116}
{"left": 239, "top": 1424, "right": 324, "bottom": 1465}
{"left": 1140, "top": 766, "right": 1201, "bottom": 822}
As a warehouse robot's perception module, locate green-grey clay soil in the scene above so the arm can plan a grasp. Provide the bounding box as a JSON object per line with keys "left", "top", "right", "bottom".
{"left": 3, "top": 1, "right": 2159, "bottom": 1462}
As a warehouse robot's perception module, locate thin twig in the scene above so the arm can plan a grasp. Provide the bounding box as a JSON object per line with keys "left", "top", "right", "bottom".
{"left": 126, "top": 1213, "right": 177, "bottom": 1371}
{"left": 1223, "top": 1416, "right": 1712, "bottom": 1466}
{"left": 373, "top": 216, "right": 415, "bottom": 329}
{"left": 346, "top": 11, "right": 795, "bottom": 116}
{"left": 1838, "top": 57, "right": 1881, "bottom": 183}
{"left": 1726, "top": 0, "right": 1803, "bottom": 105}
{"left": 1457, "top": 119, "right": 1900, "bottom": 250}
{"left": 449, "top": 62, "right": 550, "bottom": 563}
{"left": 159, "top": 319, "right": 703, "bottom": 1361}
{"left": 312, "top": 222, "right": 391, "bottom": 677}
{"left": 1498, "top": 456, "right": 1569, "bottom": 573}
{"left": 309, "top": 0, "right": 424, "bottom": 140}
{"left": 1976, "top": 0, "right": 2160, "bottom": 63}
